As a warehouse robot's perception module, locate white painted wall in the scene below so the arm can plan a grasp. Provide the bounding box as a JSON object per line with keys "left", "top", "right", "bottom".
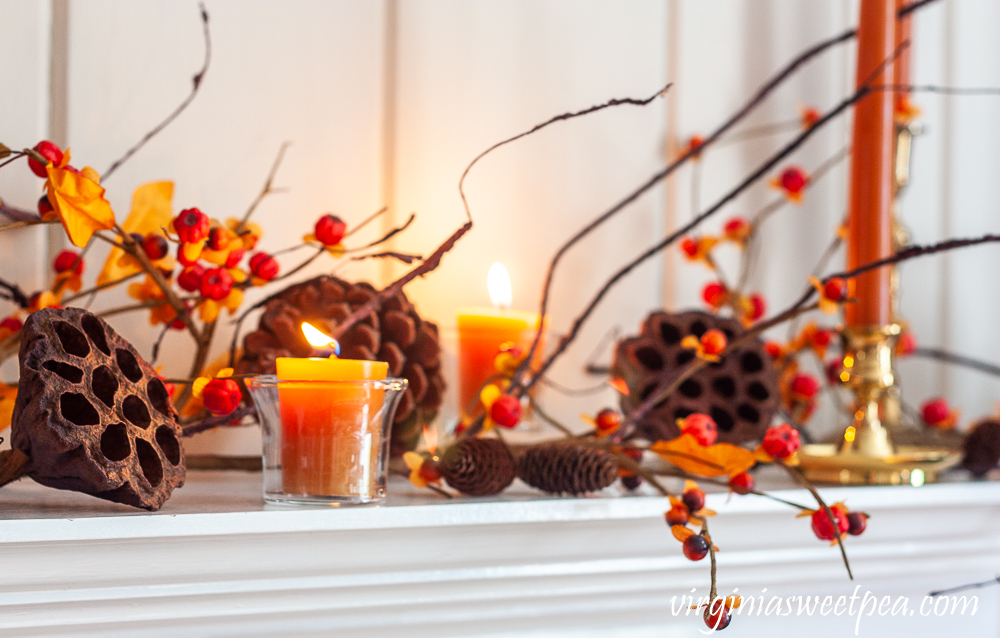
{"left": 1, "top": 0, "right": 999, "bottom": 452}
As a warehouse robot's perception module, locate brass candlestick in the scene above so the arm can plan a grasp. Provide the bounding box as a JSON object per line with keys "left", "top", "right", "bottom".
{"left": 797, "top": 122, "right": 960, "bottom": 485}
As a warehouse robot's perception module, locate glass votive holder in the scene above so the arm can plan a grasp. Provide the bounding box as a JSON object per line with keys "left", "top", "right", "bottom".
{"left": 246, "top": 375, "right": 408, "bottom": 506}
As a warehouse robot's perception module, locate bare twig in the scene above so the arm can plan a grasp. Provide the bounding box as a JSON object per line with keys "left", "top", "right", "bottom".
{"left": 0, "top": 277, "right": 30, "bottom": 308}
{"left": 783, "top": 464, "right": 853, "bottom": 580}
{"left": 236, "top": 141, "right": 291, "bottom": 233}
{"left": 913, "top": 347, "right": 1000, "bottom": 378}
{"left": 331, "top": 222, "right": 472, "bottom": 341}
{"left": 102, "top": 4, "right": 211, "bottom": 181}
{"left": 181, "top": 404, "right": 256, "bottom": 438}
{"left": 930, "top": 576, "right": 1000, "bottom": 597}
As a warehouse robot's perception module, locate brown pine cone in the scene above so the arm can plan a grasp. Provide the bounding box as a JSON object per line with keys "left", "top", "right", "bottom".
{"left": 237, "top": 275, "right": 445, "bottom": 456}
{"left": 517, "top": 442, "right": 618, "bottom": 495}
{"left": 439, "top": 437, "right": 516, "bottom": 496}
{"left": 962, "top": 417, "right": 1000, "bottom": 477}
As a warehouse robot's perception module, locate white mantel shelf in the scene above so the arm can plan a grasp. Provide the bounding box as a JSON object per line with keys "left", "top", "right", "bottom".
{"left": 1, "top": 471, "right": 999, "bottom": 637}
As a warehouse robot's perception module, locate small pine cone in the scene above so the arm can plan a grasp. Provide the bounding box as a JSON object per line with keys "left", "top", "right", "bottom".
{"left": 517, "top": 443, "right": 619, "bottom": 496}
{"left": 440, "top": 437, "right": 516, "bottom": 496}
{"left": 963, "top": 418, "right": 1000, "bottom": 477}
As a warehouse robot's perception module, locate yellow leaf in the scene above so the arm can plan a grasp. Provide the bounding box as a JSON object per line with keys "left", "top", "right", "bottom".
{"left": 45, "top": 160, "right": 116, "bottom": 248}
{"left": 98, "top": 181, "right": 174, "bottom": 285}
{"left": 0, "top": 383, "right": 17, "bottom": 430}
{"left": 217, "top": 368, "right": 234, "bottom": 379}
{"left": 403, "top": 451, "right": 424, "bottom": 471}
{"left": 480, "top": 384, "right": 501, "bottom": 410}
{"left": 199, "top": 299, "right": 220, "bottom": 323}
{"left": 671, "top": 525, "right": 694, "bottom": 543}
{"left": 192, "top": 377, "right": 211, "bottom": 399}
{"left": 651, "top": 434, "right": 755, "bottom": 478}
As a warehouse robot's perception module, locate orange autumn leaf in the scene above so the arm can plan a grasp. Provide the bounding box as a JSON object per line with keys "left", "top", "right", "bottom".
{"left": 99, "top": 181, "right": 174, "bottom": 285}
{"left": 671, "top": 525, "right": 695, "bottom": 543}
{"left": 651, "top": 433, "right": 755, "bottom": 477}
{"left": 44, "top": 151, "right": 115, "bottom": 248}
{"left": 0, "top": 382, "right": 17, "bottom": 430}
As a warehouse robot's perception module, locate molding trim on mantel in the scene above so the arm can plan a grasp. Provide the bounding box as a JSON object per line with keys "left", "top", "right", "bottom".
{"left": 0, "top": 475, "right": 998, "bottom": 636}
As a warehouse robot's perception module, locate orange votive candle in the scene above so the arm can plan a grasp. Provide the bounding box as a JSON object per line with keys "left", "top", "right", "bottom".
{"left": 275, "top": 357, "right": 388, "bottom": 497}
{"left": 457, "top": 307, "right": 545, "bottom": 416}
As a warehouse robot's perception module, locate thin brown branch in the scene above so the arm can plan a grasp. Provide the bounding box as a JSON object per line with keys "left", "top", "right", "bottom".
{"left": 344, "top": 206, "right": 388, "bottom": 238}
{"left": 913, "top": 347, "right": 1000, "bottom": 378}
{"left": 0, "top": 201, "right": 39, "bottom": 222}
{"left": 0, "top": 277, "right": 30, "bottom": 308}
{"left": 181, "top": 404, "right": 256, "bottom": 437}
{"left": 236, "top": 141, "right": 291, "bottom": 233}
{"left": 331, "top": 222, "right": 472, "bottom": 341}
{"left": 349, "top": 212, "right": 415, "bottom": 250}
{"left": 63, "top": 271, "right": 143, "bottom": 304}
{"left": 102, "top": 4, "right": 211, "bottom": 181}
{"left": 458, "top": 83, "right": 672, "bottom": 224}
{"left": 350, "top": 251, "right": 422, "bottom": 265}
{"left": 0, "top": 218, "right": 56, "bottom": 233}
{"left": 783, "top": 464, "right": 853, "bottom": 580}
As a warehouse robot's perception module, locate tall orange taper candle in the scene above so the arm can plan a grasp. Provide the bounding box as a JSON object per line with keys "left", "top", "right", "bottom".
{"left": 846, "top": 0, "right": 896, "bottom": 327}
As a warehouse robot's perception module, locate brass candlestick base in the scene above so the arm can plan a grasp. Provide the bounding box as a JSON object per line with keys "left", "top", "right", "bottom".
{"left": 798, "top": 323, "right": 961, "bottom": 485}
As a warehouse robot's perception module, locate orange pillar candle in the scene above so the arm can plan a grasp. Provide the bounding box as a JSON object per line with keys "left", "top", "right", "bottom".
{"left": 457, "top": 263, "right": 545, "bottom": 416}
{"left": 275, "top": 354, "right": 388, "bottom": 497}
{"left": 846, "top": 0, "right": 897, "bottom": 327}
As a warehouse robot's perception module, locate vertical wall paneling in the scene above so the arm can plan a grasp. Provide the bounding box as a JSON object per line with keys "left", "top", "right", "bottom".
{"left": 62, "top": 0, "right": 388, "bottom": 454}
{"left": 391, "top": 0, "right": 669, "bottom": 427}
{"left": 0, "top": 1, "right": 52, "bottom": 389}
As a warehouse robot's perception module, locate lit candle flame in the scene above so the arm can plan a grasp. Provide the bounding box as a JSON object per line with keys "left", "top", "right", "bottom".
{"left": 301, "top": 322, "right": 340, "bottom": 356}
{"left": 487, "top": 262, "right": 512, "bottom": 310}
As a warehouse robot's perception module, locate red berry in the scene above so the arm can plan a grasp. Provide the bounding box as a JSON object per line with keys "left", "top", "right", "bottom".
{"left": 723, "top": 216, "right": 750, "bottom": 240}
{"left": 199, "top": 267, "right": 234, "bottom": 301}
{"left": 847, "top": 511, "right": 868, "bottom": 536}
{"left": 701, "top": 329, "right": 727, "bottom": 355}
{"left": 621, "top": 474, "right": 642, "bottom": 490}
{"left": 748, "top": 293, "right": 766, "bottom": 320}
{"left": 621, "top": 448, "right": 643, "bottom": 463}
{"left": 680, "top": 237, "right": 699, "bottom": 258}
{"left": 764, "top": 341, "right": 783, "bottom": 359}
{"left": 37, "top": 194, "right": 54, "bottom": 217}
{"left": 314, "top": 214, "right": 347, "bottom": 246}
{"left": 780, "top": 166, "right": 807, "bottom": 192}
{"left": 811, "top": 503, "right": 849, "bottom": 541}
{"left": 680, "top": 413, "right": 718, "bottom": 447}
{"left": 177, "top": 264, "right": 206, "bottom": 292}
{"left": 202, "top": 378, "right": 241, "bottom": 416}
{"left": 682, "top": 533, "right": 710, "bottom": 561}
{"left": 704, "top": 600, "right": 732, "bottom": 630}
{"left": 702, "top": 282, "right": 727, "bottom": 308}
{"left": 141, "top": 235, "right": 169, "bottom": 260}
{"left": 173, "top": 208, "right": 210, "bottom": 244}
{"left": 823, "top": 277, "right": 848, "bottom": 301}
{"left": 762, "top": 423, "right": 801, "bottom": 459}
{"left": 665, "top": 504, "right": 690, "bottom": 526}
{"left": 28, "top": 141, "right": 64, "bottom": 177}
{"left": 897, "top": 331, "right": 917, "bottom": 357}
{"left": 207, "top": 227, "right": 228, "bottom": 251}
{"left": 225, "top": 247, "right": 245, "bottom": 269}
{"left": 53, "top": 250, "right": 83, "bottom": 275}
{"left": 595, "top": 408, "right": 621, "bottom": 434}
{"left": 0, "top": 316, "right": 23, "bottom": 332}
{"left": 419, "top": 458, "right": 442, "bottom": 483}
{"left": 826, "top": 359, "right": 844, "bottom": 385}
{"left": 682, "top": 485, "right": 706, "bottom": 513}
{"left": 728, "top": 471, "right": 755, "bottom": 495}
{"left": 249, "top": 252, "right": 279, "bottom": 281}
{"left": 490, "top": 394, "right": 521, "bottom": 428}
{"left": 921, "top": 398, "right": 950, "bottom": 425}
{"left": 790, "top": 374, "right": 820, "bottom": 399}
{"left": 811, "top": 329, "right": 833, "bottom": 348}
